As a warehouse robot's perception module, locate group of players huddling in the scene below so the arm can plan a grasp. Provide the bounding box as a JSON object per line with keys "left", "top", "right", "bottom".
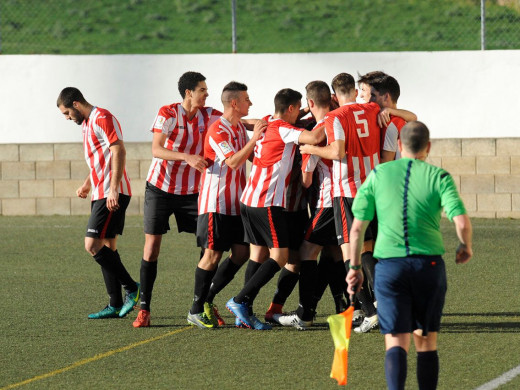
{"left": 56, "top": 69, "right": 417, "bottom": 333}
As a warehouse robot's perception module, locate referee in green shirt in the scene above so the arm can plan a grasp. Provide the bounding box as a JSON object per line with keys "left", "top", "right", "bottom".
{"left": 347, "top": 121, "right": 473, "bottom": 390}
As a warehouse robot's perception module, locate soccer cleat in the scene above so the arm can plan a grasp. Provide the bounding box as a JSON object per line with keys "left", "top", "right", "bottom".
{"left": 354, "top": 314, "right": 379, "bottom": 333}
{"left": 225, "top": 297, "right": 252, "bottom": 328}
{"left": 187, "top": 312, "right": 215, "bottom": 329}
{"left": 250, "top": 314, "right": 272, "bottom": 330}
{"left": 264, "top": 302, "right": 284, "bottom": 323}
{"left": 132, "top": 309, "right": 151, "bottom": 328}
{"left": 204, "top": 302, "right": 225, "bottom": 327}
{"left": 88, "top": 305, "right": 121, "bottom": 319}
{"left": 276, "top": 312, "right": 313, "bottom": 330}
{"left": 119, "top": 282, "right": 140, "bottom": 318}
{"left": 352, "top": 309, "right": 365, "bottom": 327}
{"left": 235, "top": 316, "right": 247, "bottom": 328}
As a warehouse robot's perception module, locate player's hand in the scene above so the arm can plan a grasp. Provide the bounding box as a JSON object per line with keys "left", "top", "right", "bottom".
{"left": 377, "top": 109, "right": 391, "bottom": 128}
{"left": 252, "top": 119, "right": 267, "bottom": 139}
{"left": 455, "top": 243, "right": 472, "bottom": 264}
{"left": 76, "top": 184, "right": 90, "bottom": 199}
{"left": 106, "top": 191, "right": 120, "bottom": 212}
{"left": 185, "top": 154, "right": 208, "bottom": 173}
{"left": 299, "top": 144, "right": 312, "bottom": 155}
{"left": 346, "top": 269, "right": 364, "bottom": 295}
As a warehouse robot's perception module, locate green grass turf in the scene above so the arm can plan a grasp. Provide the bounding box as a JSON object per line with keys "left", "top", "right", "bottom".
{"left": 1, "top": 216, "right": 519, "bottom": 389}
{"left": 1, "top": 0, "right": 519, "bottom": 54}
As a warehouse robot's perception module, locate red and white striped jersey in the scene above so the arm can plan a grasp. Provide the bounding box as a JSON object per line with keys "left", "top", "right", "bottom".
{"left": 325, "top": 102, "right": 381, "bottom": 198}
{"left": 82, "top": 107, "right": 131, "bottom": 201}
{"left": 146, "top": 103, "right": 222, "bottom": 195}
{"left": 198, "top": 117, "right": 248, "bottom": 215}
{"left": 382, "top": 115, "right": 406, "bottom": 160}
{"left": 301, "top": 119, "right": 333, "bottom": 208}
{"left": 285, "top": 150, "right": 307, "bottom": 212}
{"left": 240, "top": 116, "right": 305, "bottom": 208}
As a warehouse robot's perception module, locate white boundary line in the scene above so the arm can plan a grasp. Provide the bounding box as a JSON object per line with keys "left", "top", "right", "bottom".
{"left": 474, "top": 364, "right": 520, "bottom": 390}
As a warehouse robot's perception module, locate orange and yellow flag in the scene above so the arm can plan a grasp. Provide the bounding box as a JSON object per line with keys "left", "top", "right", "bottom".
{"left": 327, "top": 306, "right": 354, "bottom": 386}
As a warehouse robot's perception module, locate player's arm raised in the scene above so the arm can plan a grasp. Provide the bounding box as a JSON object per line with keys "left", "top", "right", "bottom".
{"left": 299, "top": 139, "right": 345, "bottom": 161}
{"left": 378, "top": 107, "right": 417, "bottom": 128}
{"left": 151, "top": 132, "right": 207, "bottom": 172}
{"left": 225, "top": 120, "right": 267, "bottom": 170}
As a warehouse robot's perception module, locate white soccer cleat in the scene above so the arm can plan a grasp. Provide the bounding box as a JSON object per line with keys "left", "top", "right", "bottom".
{"left": 276, "top": 313, "right": 312, "bottom": 330}
{"left": 354, "top": 314, "right": 378, "bottom": 333}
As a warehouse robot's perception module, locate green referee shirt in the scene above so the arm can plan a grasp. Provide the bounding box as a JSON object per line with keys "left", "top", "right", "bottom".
{"left": 352, "top": 158, "right": 466, "bottom": 258}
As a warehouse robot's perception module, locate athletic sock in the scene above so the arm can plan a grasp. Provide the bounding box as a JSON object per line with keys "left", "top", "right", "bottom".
{"left": 385, "top": 346, "right": 408, "bottom": 390}
{"left": 329, "top": 259, "right": 347, "bottom": 306}
{"left": 296, "top": 260, "right": 319, "bottom": 321}
{"left": 93, "top": 246, "right": 137, "bottom": 291}
{"left": 234, "top": 259, "right": 281, "bottom": 305}
{"left": 139, "top": 259, "right": 157, "bottom": 311}
{"left": 272, "top": 267, "right": 299, "bottom": 305}
{"left": 416, "top": 350, "right": 439, "bottom": 390}
{"left": 100, "top": 266, "right": 123, "bottom": 307}
{"left": 312, "top": 254, "right": 331, "bottom": 304}
{"left": 206, "top": 257, "right": 242, "bottom": 303}
{"left": 357, "top": 277, "right": 377, "bottom": 317}
{"left": 244, "top": 259, "right": 262, "bottom": 284}
{"left": 190, "top": 267, "right": 217, "bottom": 314}
{"left": 361, "top": 251, "right": 377, "bottom": 291}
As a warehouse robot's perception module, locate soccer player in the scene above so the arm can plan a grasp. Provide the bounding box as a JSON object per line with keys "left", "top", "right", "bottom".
{"left": 299, "top": 73, "right": 380, "bottom": 333}
{"left": 133, "top": 71, "right": 222, "bottom": 328}
{"left": 225, "top": 88, "right": 325, "bottom": 329}
{"left": 347, "top": 121, "right": 472, "bottom": 390}
{"left": 186, "top": 81, "right": 267, "bottom": 329}
{"left": 57, "top": 87, "right": 139, "bottom": 319}
{"left": 276, "top": 80, "right": 346, "bottom": 329}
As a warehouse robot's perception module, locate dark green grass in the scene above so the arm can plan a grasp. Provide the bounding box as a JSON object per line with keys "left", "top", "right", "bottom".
{"left": 1, "top": 216, "right": 520, "bottom": 389}
{"left": 1, "top": 0, "right": 519, "bottom": 54}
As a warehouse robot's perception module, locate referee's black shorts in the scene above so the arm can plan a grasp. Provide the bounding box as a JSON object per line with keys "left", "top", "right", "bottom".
{"left": 143, "top": 182, "right": 198, "bottom": 235}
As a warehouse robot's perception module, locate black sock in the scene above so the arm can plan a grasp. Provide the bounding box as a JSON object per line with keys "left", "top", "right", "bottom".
{"left": 385, "top": 346, "right": 407, "bottom": 390}
{"left": 93, "top": 246, "right": 137, "bottom": 290}
{"left": 100, "top": 266, "right": 123, "bottom": 307}
{"left": 329, "top": 259, "right": 347, "bottom": 306}
{"left": 272, "top": 267, "right": 299, "bottom": 305}
{"left": 416, "top": 351, "right": 439, "bottom": 390}
{"left": 356, "top": 277, "right": 377, "bottom": 317}
{"left": 296, "top": 261, "right": 318, "bottom": 321}
{"left": 312, "top": 254, "right": 331, "bottom": 304}
{"left": 244, "top": 259, "right": 262, "bottom": 284}
{"left": 361, "top": 251, "right": 377, "bottom": 292}
{"left": 190, "top": 267, "right": 217, "bottom": 314}
{"left": 235, "top": 259, "right": 281, "bottom": 305}
{"left": 206, "top": 257, "right": 242, "bottom": 303}
{"left": 139, "top": 259, "right": 157, "bottom": 311}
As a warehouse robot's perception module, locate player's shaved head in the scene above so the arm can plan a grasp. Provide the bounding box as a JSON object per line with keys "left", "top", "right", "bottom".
{"left": 400, "top": 121, "right": 430, "bottom": 153}
{"left": 178, "top": 71, "right": 206, "bottom": 99}
{"left": 221, "top": 81, "right": 248, "bottom": 106}
{"left": 274, "top": 88, "right": 302, "bottom": 114}
{"left": 305, "top": 81, "right": 331, "bottom": 108}
{"left": 331, "top": 73, "right": 356, "bottom": 97}
{"left": 57, "top": 87, "right": 86, "bottom": 108}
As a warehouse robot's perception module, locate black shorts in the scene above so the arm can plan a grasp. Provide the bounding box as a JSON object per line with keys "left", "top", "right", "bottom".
{"left": 143, "top": 182, "right": 198, "bottom": 235}
{"left": 86, "top": 194, "right": 131, "bottom": 239}
{"left": 240, "top": 203, "right": 289, "bottom": 248}
{"left": 196, "top": 213, "right": 246, "bottom": 251}
{"left": 285, "top": 208, "right": 309, "bottom": 251}
{"left": 333, "top": 197, "right": 376, "bottom": 245}
{"left": 375, "top": 256, "right": 447, "bottom": 336}
{"left": 304, "top": 207, "right": 337, "bottom": 247}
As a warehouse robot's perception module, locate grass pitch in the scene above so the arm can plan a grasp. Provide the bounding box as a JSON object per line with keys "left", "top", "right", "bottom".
{"left": 1, "top": 216, "right": 520, "bottom": 389}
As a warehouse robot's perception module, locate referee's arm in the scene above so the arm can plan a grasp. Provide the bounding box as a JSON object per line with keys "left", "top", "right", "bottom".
{"left": 453, "top": 214, "right": 473, "bottom": 264}
{"left": 346, "top": 218, "right": 370, "bottom": 295}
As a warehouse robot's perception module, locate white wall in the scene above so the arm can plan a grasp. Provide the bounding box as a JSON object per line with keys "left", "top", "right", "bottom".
{"left": 1, "top": 51, "right": 519, "bottom": 143}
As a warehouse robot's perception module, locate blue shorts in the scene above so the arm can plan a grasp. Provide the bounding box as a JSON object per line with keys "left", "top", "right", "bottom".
{"left": 375, "top": 255, "right": 447, "bottom": 336}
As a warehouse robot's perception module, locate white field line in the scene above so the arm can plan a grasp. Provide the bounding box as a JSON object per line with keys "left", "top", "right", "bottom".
{"left": 474, "top": 364, "right": 520, "bottom": 390}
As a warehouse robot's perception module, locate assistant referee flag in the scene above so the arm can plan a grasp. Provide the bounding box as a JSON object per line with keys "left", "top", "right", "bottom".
{"left": 327, "top": 306, "right": 354, "bottom": 386}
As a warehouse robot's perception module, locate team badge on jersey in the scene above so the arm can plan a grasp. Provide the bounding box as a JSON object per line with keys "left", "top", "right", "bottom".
{"left": 154, "top": 116, "right": 166, "bottom": 129}
{"left": 218, "top": 141, "right": 233, "bottom": 155}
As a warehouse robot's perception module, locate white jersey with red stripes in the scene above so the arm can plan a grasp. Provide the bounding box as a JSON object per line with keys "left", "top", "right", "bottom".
{"left": 301, "top": 119, "right": 333, "bottom": 208}
{"left": 240, "top": 116, "right": 304, "bottom": 208}
{"left": 146, "top": 103, "right": 221, "bottom": 195}
{"left": 82, "top": 106, "right": 131, "bottom": 201}
{"left": 325, "top": 102, "right": 381, "bottom": 198}
{"left": 198, "top": 117, "right": 248, "bottom": 215}
{"left": 382, "top": 115, "right": 406, "bottom": 160}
